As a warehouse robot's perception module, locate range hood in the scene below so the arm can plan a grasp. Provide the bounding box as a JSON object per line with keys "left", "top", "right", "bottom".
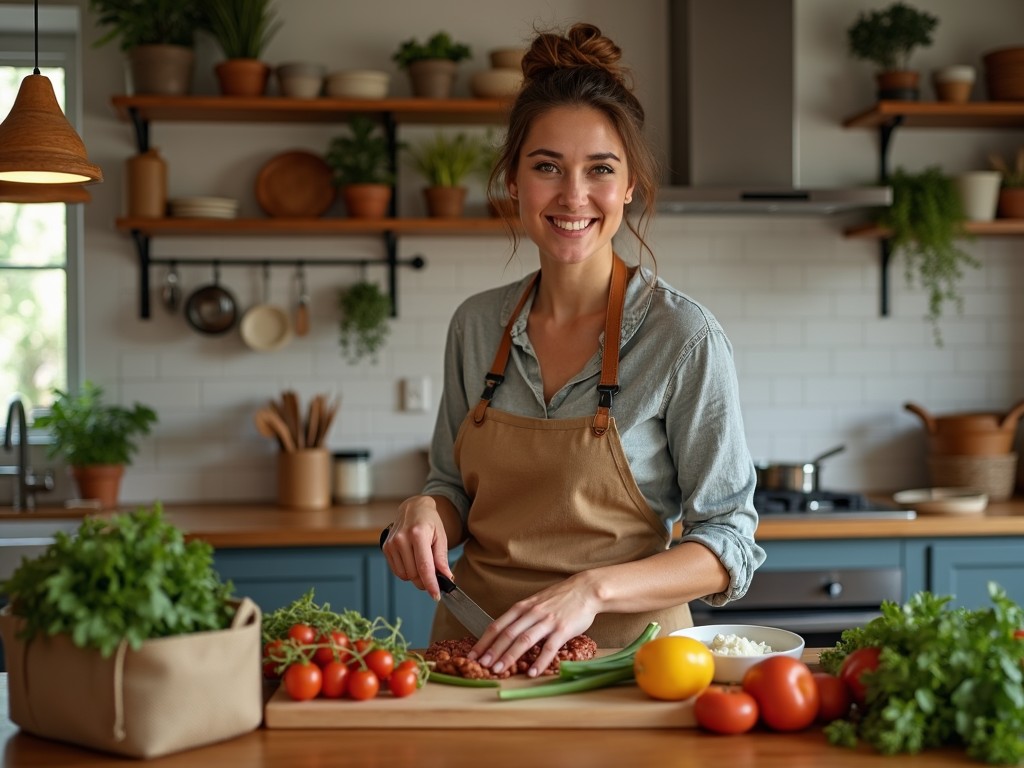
{"left": 659, "top": 0, "right": 891, "bottom": 215}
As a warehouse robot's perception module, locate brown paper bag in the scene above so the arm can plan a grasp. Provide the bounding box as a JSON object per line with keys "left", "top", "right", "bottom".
{"left": 0, "top": 598, "right": 263, "bottom": 759}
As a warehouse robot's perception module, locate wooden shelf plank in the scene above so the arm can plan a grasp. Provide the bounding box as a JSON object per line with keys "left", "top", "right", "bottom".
{"left": 115, "top": 216, "right": 510, "bottom": 237}
{"left": 843, "top": 100, "right": 1024, "bottom": 129}
{"left": 111, "top": 95, "right": 509, "bottom": 125}
{"left": 844, "top": 218, "right": 1024, "bottom": 239}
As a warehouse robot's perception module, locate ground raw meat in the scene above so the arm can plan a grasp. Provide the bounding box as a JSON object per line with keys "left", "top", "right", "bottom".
{"left": 424, "top": 634, "right": 598, "bottom": 679}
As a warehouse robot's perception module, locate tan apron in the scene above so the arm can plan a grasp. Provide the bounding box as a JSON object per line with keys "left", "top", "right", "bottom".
{"left": 430, "top": 255, "right": 693, "bottom": 647}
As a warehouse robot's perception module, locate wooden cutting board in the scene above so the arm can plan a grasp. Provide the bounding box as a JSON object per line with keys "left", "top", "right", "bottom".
{"left": 264, "top": 670, "right": 697, "bottom": 730}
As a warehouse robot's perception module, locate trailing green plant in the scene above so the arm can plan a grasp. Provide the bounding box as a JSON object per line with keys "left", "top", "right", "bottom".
{"left": 326, "top": 117, "right": 396, "bottom": 187}
{"left": 988, "top": 147, "right": 1024, "bottom": 188}
{"left": 878, "top": 166, "right": 978, "bottom": 345}
{"left": 847, "top": 2, "right": 938, "bottom": 72}
{"left": 202, "top": 0, "right": 282, "bottom": 60}
{"left": 408, "top": 132, "right": 484, "bottom": 188}
{"left": 88, "top": 0, "right": 205, "bottom": 50}
{"left": 2, "top": 505, "right": 235, "bottom": 658}
{"left": 337, "top": 281, "right": 391, "bottom": 363}
{"left": 32, "top": 380, "right": 158, "bottom": 467}
{"left": 391, "top": 31, "right": 472, "bottom": 69}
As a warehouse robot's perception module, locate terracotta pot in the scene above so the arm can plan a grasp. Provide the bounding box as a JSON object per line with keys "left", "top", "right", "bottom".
{"left": 876, "top": 70, "right": 920, "bottom": 101}
{"left": 342, "top": 183, "right": 392, "bottom": 219}
{"left": 423, "top": 186, "right": 467, "bottom": 218}
{"left": 71, "top": 465, "right": 124, "bottom": 509}
{"left": 997, "top": 187, "right": 1024, "bottom": 218}
{"left": 129, "top": 44, "right": 194, "bottom": 96}
{"left": 407, "top": 60, "right": 458, "bottom": 98}
{"left": 215, "top": 59, "right": 271, "bottom": 97}
{"left": 905, "top": 400, "right": 1024, "bottom": 455}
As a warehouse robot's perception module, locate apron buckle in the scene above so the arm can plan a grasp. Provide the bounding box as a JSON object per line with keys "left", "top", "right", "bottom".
{"left": 597, "top": 384, "right": 619, "bottom": 409}
{"left": 480, "top": 373, "right": 505, "bottom": 401}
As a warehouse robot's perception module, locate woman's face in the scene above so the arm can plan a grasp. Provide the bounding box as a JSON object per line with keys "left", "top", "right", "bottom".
{"left": 509, "top": 106, "right": 635, "bottom": 267}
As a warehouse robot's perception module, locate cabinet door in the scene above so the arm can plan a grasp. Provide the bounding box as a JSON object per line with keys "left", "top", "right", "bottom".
{"left": 929, "top": 539, "right": 1024, "bottom": 609}
{"left": 214, "top": 548, "right": 368, "bottom": 616}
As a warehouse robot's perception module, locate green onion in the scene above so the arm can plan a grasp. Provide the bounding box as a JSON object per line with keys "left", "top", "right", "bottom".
{"left": 558, "top": 621, "right": 661, "bottom": 678}
{"left": 497, "top": 666, "right": 635, "bottom": 701}
{"left": 428, "top": 670, "right": 500, "bottom": 688}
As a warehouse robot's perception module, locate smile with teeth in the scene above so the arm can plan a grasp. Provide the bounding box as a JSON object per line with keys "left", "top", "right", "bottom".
{"left": 550, "top": 217, "right": 595, "bottom": 231}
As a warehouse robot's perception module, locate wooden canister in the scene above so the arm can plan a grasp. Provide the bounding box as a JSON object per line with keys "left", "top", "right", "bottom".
{"left": 126, "top": 148, "right": 167, "bottom": 218}
{"left": 277, "top": 448, "right": 331, "bottom": 509}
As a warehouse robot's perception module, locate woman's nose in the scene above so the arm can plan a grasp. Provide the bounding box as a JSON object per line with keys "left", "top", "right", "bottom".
{"left": 559, "top": 175, "right": 588, "bottom": 209}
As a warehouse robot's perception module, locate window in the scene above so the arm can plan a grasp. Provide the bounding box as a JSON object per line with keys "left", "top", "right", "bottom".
{"left": 0, "top": 6, "right": 84, "bottom": 412}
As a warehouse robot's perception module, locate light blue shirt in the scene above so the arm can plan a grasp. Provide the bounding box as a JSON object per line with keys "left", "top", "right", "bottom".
{"left": 423, "top": 264, "right": 766, "bottom": 606}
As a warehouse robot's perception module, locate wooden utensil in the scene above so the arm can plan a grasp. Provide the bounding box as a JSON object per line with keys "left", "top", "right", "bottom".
{"left": 282, "top": 390, "right": 302, "bottom": 449}
{"left": 317, "top": 396, "right": 339, "bottom": 446}
{"left": 306, "top": 396, "right": 321, "bottom": 448}
{"left": 254, "top": 409, "right": 296, "bottom": 452}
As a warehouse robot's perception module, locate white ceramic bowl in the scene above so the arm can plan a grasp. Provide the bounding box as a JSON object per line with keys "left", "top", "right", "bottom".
{"left": 670, "top": 624, "right": 805, "bottom": 684}
{"left": 325, "top": 70, "right": 389, "bottom": 99}
{"left": 893, "top": 487, "right": 988, "bottom": 515}
{"left": 470, "top": 68, "right": 523, "bottom": 98}
{"left": 276, "top": 63, "right": 325, "bottom": 99}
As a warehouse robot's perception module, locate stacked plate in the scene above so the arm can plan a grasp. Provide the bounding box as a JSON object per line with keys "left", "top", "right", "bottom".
{"left": 169, "top": 196, "right": 239, "bottom": 219}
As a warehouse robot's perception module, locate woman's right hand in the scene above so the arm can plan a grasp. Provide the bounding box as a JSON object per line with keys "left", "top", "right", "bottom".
{"left": 381, "top": 495, "right": 456, "bottom": 601}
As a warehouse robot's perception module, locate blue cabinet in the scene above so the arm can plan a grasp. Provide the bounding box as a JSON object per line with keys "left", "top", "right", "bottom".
{"left": 917, "top": 538, "right": 1024, "bottom": 609}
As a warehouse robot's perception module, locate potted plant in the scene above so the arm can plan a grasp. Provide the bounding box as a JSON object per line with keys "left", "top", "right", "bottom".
{"left": 32, "top": 380, "right": 158, "bottom": 509}
{"left": 407, "top": 131, "right": 484, "bottom": 217}
{"left": 846, "top": 2, "right": 939, "bottom": 100}
{"left": 878, "top": 166, "right": 978, "bottom": 345}
{"left": 392, "top": 31, "right": 472, "bottom": 98}
{"left": 88, "top": 0, "right": 205, "bottom": 95}
{"left": 988, "top": 147, "right": 1024, "bottom": 219}
{"left": 202, "top": 0, "right": 283, "bottom": 97}
{"left": 337, "top": 282, "right": 391, "bottom": 363}
{"left": 326, "top": 117, "right": 396, "bottom": 219}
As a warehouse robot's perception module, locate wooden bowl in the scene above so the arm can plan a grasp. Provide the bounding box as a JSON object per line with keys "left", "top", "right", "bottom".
{"left": 893, "top": 487, "right": 989, "bottom": 515}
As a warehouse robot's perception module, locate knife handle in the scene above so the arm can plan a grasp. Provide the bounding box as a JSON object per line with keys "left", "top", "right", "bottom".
{"left": 379, "top": 525, "right": 457, "bottom": 595}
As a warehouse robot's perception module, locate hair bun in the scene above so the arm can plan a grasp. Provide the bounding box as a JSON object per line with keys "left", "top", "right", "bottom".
{"left": 522, "top": 23, "right": 626, "bottom": 86}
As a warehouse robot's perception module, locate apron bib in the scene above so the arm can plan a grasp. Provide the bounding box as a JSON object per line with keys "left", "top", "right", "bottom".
{"left": 431, "top": 256, "right": 692, "bottom": 647}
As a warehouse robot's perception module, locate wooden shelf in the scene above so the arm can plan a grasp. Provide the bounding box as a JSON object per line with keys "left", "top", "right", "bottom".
{"left": 111, "top": 95, "right": 510, "bottom": 126}
{"left": 845, "top": 218, "right": 1024, "bottom": 239}
{"left": 843, "top": 100, "right": 1024, "bottom": 129}
{"left": 116, "top": 216, "right": 510, "bottom": 237}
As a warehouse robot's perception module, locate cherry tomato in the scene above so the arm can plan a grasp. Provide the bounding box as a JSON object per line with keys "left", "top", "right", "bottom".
{"left": 388, "top": 667, "right": 419, "bottom": 698}
{"left": 396, "top": 658, "right": 419, "bottom": 673}
{"left": 287, "top": 623, "right": 317, "bottom": 646}
{"left": 366, "top": 648, "right": 395, "bottom": 681}
{"left": 347, "top": 668, "right": 381, "bottom": 701}
{"left": 320, "top": 660, "right": 350, "bottom": 699}
{"left": 1014, "top": 629, "right": 1024, "bottom": 639}
{"left": 262, "top": 638, "right": 285, "bottom": 679}
{"left": 742, "top": 656, "right": 820, "bottom": 732}
{"left": 283, "top": 662, "right": 322, "bottom": 701}
{"left": 313, "top": 630, "right": 352, "bottom": 667}
{"left": 813, "top": 672, "right": 852, "bottom": 722}
{"left": 693, "top": 685, "right": 759, "bottom": 734}
{"left": 838, "top": 646, "right": 882, "bottom": 706}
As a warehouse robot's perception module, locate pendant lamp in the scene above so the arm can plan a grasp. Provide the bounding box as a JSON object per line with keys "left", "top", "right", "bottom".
{"left": 0, "top": 180, "right": 90, "bottom": 204}
{"left": 0, "top": 0, "right": 103, "bottom": 185}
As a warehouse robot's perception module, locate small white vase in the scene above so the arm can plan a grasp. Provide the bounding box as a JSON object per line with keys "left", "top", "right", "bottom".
{"left": 954, "top": 171, "right": 1001, "bottom": 221}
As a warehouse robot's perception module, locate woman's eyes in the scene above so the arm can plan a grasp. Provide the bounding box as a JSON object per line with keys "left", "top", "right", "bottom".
{"left": 532, "top": 162, "right": 615, "bottom": 175}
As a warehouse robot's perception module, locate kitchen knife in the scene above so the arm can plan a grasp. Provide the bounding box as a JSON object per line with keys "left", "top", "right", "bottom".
{"left": 378, "top": 527, "right": 494, "bottom": 638}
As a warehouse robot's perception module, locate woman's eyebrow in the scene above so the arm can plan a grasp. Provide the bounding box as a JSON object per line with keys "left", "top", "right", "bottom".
{"left": 525, "top": 148, "right": 622, "bottom": 162}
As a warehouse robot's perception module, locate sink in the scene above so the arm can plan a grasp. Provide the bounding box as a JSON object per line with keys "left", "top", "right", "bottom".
{"left": 0, "top": 518, "right": 82, "bottom": 583}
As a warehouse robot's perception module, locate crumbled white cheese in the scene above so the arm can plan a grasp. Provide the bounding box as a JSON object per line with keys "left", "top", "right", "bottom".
{"left": 709, "top": 633, "right": 773, "bottom": 656}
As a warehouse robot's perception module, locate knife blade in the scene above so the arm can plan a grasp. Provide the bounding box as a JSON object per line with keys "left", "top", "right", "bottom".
{"left": 378, "top": 527, "right": 494, "bottom": 638}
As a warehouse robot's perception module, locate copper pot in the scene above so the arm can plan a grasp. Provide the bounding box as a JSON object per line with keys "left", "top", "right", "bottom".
{"left": 904, "top": 400, "right": 1024, "bottom": 455}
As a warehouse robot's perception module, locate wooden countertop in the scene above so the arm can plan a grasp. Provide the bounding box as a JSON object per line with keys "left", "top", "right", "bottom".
{"left": 0, "top": 670, "right": 988, "bottom": 768}
{"left": 3, "top": 497, "right": 1024, "bottom": 548}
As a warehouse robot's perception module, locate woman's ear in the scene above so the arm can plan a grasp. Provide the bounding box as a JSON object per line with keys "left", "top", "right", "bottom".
{"left": 508, "top": 181, "right": 518, "bottom": 200}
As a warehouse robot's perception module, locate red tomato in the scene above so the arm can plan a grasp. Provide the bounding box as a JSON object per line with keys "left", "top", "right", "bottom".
{"left": 1014, "top": 629, "right": 1024, "bottom": 639}
{"left": 693, "top": 685, "right": 759, "bottom": 734}
{"left": 396, "top": 658, "right": 419, "bottom": 673}
{"left": 313, "top": 630, "right": 352, "bottom": 667}
{"left": 320, "top": 660, "right": 350, "bottom": 699}
{"left": 838, "top": 646, "right": 882, "bottom": 706}
{"left": 262, "top": 638, "right": 285, "bottom": 679}
{"left": 347, "top": 668, "right": 381, "bottom": 701}
{"left": 388, "top": 667, "right": 419, "bottom": 698}
{"left": 365, "top": 648, "right": 395, "bottom": 681}
{"left": 287, "top": 623, "right": 317, "bottom": 646}
{"left": 813, "top": 672, "right": 852, "bottom": 722}
{"left": 283, "top": 662, "right": 322, "bottom": 701}
{"left": 742, "top": 656, "right": 820, "bottom": 732}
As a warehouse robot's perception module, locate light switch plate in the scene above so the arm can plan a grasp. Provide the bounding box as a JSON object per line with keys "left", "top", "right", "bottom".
{"left": 402, "top": 376, "right": 431, "bottom": 412}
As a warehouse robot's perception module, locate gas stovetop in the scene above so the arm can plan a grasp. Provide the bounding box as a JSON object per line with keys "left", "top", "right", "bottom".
{"left": 754, "top": 489, "right": 917, "bottom": 520}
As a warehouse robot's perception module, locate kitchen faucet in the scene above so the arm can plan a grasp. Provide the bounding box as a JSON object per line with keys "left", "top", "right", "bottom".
{"left": 2, "top": 396, "right": 55, "bottom": 511}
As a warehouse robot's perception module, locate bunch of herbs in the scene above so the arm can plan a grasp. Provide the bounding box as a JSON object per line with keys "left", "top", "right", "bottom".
{"left": 337, "top": 281, "right": 391, "bottom": 363}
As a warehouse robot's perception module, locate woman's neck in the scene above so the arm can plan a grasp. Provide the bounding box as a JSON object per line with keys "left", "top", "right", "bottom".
{"left": 532, "top": 254, "right": 615, "bottom": 324}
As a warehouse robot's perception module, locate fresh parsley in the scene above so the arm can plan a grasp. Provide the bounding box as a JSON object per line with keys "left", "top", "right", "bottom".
{"left": 2, "top": 505, "right": 235, "bottom": 657}
{"left": 819, "top": 582, "right": 1024, "bottom": 765}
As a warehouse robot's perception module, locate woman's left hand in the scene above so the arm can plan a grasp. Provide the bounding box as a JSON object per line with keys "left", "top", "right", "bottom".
{"left": 469, "top": 572, "right": 600, "bottom": 677}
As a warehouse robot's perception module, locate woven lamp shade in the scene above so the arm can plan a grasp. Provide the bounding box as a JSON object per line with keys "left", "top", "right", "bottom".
{"left": 0, "top": 74, "right": 103, "bottom": 184}
{"left": 0, "top": 180, "right": 90, "bottom": 204}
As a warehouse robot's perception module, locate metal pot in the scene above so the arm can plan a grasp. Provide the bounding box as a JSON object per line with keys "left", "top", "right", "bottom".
{"left": 184, "top": 264, "right": 238, "bottom": 336}
{"left": 755, "top": 444, "right": 846, "bottom": 493}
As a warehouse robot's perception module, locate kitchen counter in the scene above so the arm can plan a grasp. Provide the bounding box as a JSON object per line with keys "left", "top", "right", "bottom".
{"left": 0, "top": 672, "right": 991, "bottom": 768}
{"left": 3, "top": 497, "right": 1024, "bottom": 547}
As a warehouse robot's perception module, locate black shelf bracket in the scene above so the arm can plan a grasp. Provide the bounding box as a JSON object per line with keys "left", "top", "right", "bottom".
{"left": 130, "top": 230, "right": 426, "bottom": 320}
{"left": 127, "top": 107, "right": 150, "bottom": 153}
{"left": 875, "top": 115, "right": 904, "bottom": 317}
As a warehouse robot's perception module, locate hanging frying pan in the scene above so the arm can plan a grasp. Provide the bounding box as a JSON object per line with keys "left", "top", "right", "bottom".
{"left": 184, "top": 262, "right": 238, "bottom": 336}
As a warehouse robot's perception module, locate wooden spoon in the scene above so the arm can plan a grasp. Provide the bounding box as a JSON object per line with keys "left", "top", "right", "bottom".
{"left": 282, "top": 390, "right": 302, "bottom": 449}
{"left": 254, "top": 409, "right": 296, "bottom": 452}
{"left": 306, "top": 396, "right": 321, "bottom": 448}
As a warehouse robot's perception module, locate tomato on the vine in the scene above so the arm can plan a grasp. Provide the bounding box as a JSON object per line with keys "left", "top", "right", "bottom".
{"left": 313, "top": 629, "right": 351, "bottom": 667}
{"left": 838, "top": 646, "right": 882, "bottom": 706}
{"left": 348, "top": 668, "right": 381, "bottom": 701}
{"left": 262, "top": 638, "right": 285, "bottom": 679}
{"left": 365, "top": 648, "right": 395, "bottom": 681}
{"left": 388, "top": 667, "right": 419, "bottom": 698}
{"left": 320, "top": 660, "right": 350, "bottom": 699}
{"left": 813, "top": 672, "right": 852, "bottom": 722}
{"left": 287, "top": 623, "right": 317, "bottom": 646}
{"left": 693, "top": 685, "right": 759, "bottom": 734}
{"left": 395, "top": 658, "right": 419, "bottom": 673}
{"left": 283, "top": 662, "right": 322, "bottom": 701}
{"left": 742, "top": 656, "right": 819, "bottom": 732}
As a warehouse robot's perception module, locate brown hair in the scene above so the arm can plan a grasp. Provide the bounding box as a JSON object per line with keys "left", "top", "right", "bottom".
{"left": 488, "top": 22, "right": 658, "bottom": 269}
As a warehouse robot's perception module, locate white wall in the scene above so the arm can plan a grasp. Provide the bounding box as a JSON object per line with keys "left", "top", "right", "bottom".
{"left": 13, "top": 0, "right": 1024, "bottom": 505}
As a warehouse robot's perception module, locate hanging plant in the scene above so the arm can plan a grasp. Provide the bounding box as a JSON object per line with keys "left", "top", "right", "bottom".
{"left": 337, "top": 281, "right": 391, "bottom": 363}
{"left": 878, "top": 166, "right": 978, "bottom": 346}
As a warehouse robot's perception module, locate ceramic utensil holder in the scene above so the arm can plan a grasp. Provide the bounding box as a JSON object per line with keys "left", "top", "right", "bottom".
{"left": 278, "top": 448, "right": 331, "bottom": 508}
